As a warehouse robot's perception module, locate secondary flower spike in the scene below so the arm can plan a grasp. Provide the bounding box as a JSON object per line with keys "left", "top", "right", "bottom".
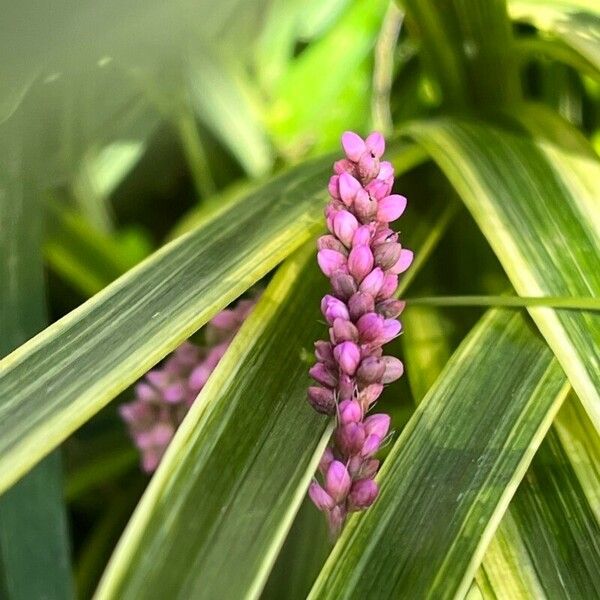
{"left": 120, "top": 298, "right": 256, "bottom": 472}
{"left": 307, "top": 131, "right": 412, "bottom": 536}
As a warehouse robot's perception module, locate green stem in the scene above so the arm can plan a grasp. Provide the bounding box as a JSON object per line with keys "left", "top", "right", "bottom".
{"left": 406, "top": 295, "right": 600, "bottom": 311}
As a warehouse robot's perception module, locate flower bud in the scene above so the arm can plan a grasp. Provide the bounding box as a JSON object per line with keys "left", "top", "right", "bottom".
{"left": 321, "top": 295, "right": 350, "bottom": 324}
{"left": 376, "top": 299, "right": 406, "bottom": 319}
{"left": 348, "top": 245, "right": 374, "bottom": 283}
{"left": 338, "top": 399, "right": 363, "bottom": 424}
{"left": 348, "top": 292, "right": 375, "bottom": 321}
{"left": 314, "top": 340, "right": 335, "bottom": 366}
{"left": 338, "top": 374, "right": 354, "bottom": 401}
{"left": 328, "top": 175, "right": 340, "bottom": 199}
{"left": 309, "top": 481, "right": 335, "bottom": 511}
{"left": 146, "top": 370, "right": 168, "bottom": 388}
{"left": 373, "top": 243, "right": 402, "bottom": 270}
{"left": 307, "top": 386, "right": 336, "bottom": 415}
{"left": 372, "top": 226, "right": 398, "bottom": 245}
{"left": 333, "top": 210, "right": 359, "bottom": 247}
{"left": 356, "top": 313, "right": 384, "bottom": 344}
{"left": 378, "top": 273, "right": 398, "bottom": 300}
{"left": 319, "top": 447, "right": 334, "bottom": 476}
{"left": 356, "top": 356, "right": 386, "bottom": 384}
{"left": 329, "top": 272, "right": 357, "bottom": 300}
{"left": 317, "top": 249, "right": 347, "bottom": 277}
{"left": 338, "top": 173, "right": 363, "bottom": 207}
{"left": 163, "top": 383, "right": 185, "bottom": 403}
{"left": 333, "top": 341, "right": 361, "bottom": 375}
{"left": 365, "top": 132, "right": 385, "bottom": 157}
{"left": 360, "top": 434, "right": 382, "bottom": 457}
{"left": 377, "top": 194, "right": 407, "bottom": 222}
{"left": 364, "top": 413, "right": 391, "bottom": 438}
{"left": 348, "top": 479, "right": 379, "bottom": 511}
{"left": 352, "top": 224, "right": 372, "bottom": 247}
{"left": 390, "top": 248, "right": 414, "bottom": 274}
{"left": 353, "top": 189, "right": 377, "bottom": 223}
{"left": 330, "top": 318, "right": 359, "bottom": 344}
{"left": 380, "top": 319, "right": 402, "bottom": 345}
{"left": 135, "top": 382, "right": 159, "bottom": 402}
{"left": 359, "top": 266, "right": 385, "bottom": 296}
{"left": 360, "top": 458, "right": 380, "bottom": 479}
{"left": 309, "top": 362, "right": 338, "bottom": 388}
{"left": 357, "top": 152, "right": 379, "bottom": 183}
{"left": 377, "top": 161, "right": 394, "bottom": 182}
{"left": 326, "top": 460, "right": 352, "bottom": 503}
{"left": 334, "top": 159, "right": 354, "bottom": 175}
{"left": 335, "top": 422, "right": 366, "bottom": 455}
{"left": 381, "top": 356, "right": 404, "bottom": 383}
{"left": 317, "top": 235, "right": 347, "bottom": 255}
{"left": 327, "top": 506, "right": 346, "bottom": 537}
{"left": 341, "top": 131, "right": 366, "bottom": 162}
{"left": 366, "top": 178, "right": 391, "bottom": 200}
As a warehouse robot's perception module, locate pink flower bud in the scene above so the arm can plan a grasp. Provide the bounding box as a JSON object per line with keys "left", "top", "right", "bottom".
{"left": 317, "top": 249, "right": 347, "bottom": 277}
{"left": 163, "top": 383, "right": 185, "bottom": 403}
{"left": 314, "top": 340, "right": 335, "bottom": 366}
{"left": 307, "top": 386, "right": 336, "bottom": 415}
{"left": 356, "top": 356, "right": 386, "bottom": 384}
{"left": 377, "top": 161, "right": 394, "bottom": 182}
{"left": 309, "top": 481, "right": 335, "bottom": 511}
{"left": 352, "top": 224, "right": 372, "bottom": 247}
{"left": 357, "top": 153, "right": 379, "bottom": 183}
{"left": 360, "top": 434, "right": 383, "bottom": 457}
{"left": 348, "top": 245, "right": 374, "bottom": 283}
{"left": 348, "top": 479, "right": 379, "bottom": 511}
{"left": 376, "top": 299, "right": 406, "bottom": 319}
{"left": 327, "top": 506, "right": 346, "bottom": 537}
{"left": 326, "top": 460, "right": 352, "bottom": 503}
{"left": 317, "top": 235, "right": 347, "bottom": 255}
{"left": 378, "top": 273, "right": 398, "bottom": 300}
{"left": 380, "top": 319, "right": 402, "bottom": 345}
{"left": 328, "top": 175, "right": 340, "bottom": 199}
{"left": 338, "top": 400, "right": 362, "bottom": 424}
{"left": 365, "top": 132, "right": 385, "bottom": 157}
{"left": 330, "top": 271, "right": 357, "bottom": 300}
{"left": 333, "top": 210, "right": 359, "bottom": 247}
{"left": 341, "top": 131, "right": 366, "bottom": 162}
{"left": 338, "top": 173, "right": 363, "bottom": 206}
{"left": 364, "top": 413, "right": 391, "bottom": 438}
{"left": 348, "top": 292, "right": 375, "bottom": 321}
{"left": 381, "top": 356, "right": 404, "bottom": 383}
{"left": 356, "top": 313, "right": 384, "bottom": 344}
{"left": 390, "top": 248, "right": 414, "bottom": 274}
{"left": 359, "top": 267, "right": 384, "bottom": 296}
{"left": 373, "top": 243, "right": 402, "bottom": 270}
{"left": 353, "top": 189, "right": 377, "bottom": 223}
{"left": 321, "top": 295, "right": 350, "bottom": 324}
{"left": 135, "top": 382, "right": 159, "bottom": 402}
{"left": 360, "top": 458, "right": 380, "bottom": 479}
{"left": 334, "top": 159, "right": 355, "bottom": 175}
{"left": 330, "top": 318, "right": 359, "bottom": 344}
{"left": 372, "top": 226, "right": 398, "bottom": 245}
{"left": 335, "top": 422, "right": 366, "bottom": 455}
{"left": 366, "top": 178, "right": 391, "bottom": 200}
{"left": 319, "top": 447, "right": 334, "bottom": 475}
{"left": 333, "top": 341, "right": 361, "bottom": 375}
{"left": 377, "top": 194, "right": 407, "bottom": 222}
{"left": 146, "top": 370, "right": 168, "bottom": 388}
{"left": 338, "top": 373, "right": 354, "bottom": 401}
{"left": 309, "top": 362, "right": 338, "bottom": 388}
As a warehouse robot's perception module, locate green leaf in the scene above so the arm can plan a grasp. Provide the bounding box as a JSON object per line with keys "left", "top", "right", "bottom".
{"left": 402, "top": 0, "right": 521, "bottom": 108}
{"left": 95, "top": 246, "right": 332, "bottom": 599}
{"left": 404, "top": 110, "right": 600, "bottom": 431}
{"left": 0, "top": 119, "right": 73, "bottom": 599}
{"left": 310, "top": 309, "right": 568, "bottom": 598}
{"left": 0, "top": 153, "right": 331, "bottom": 494}
{"left": 509, "top": 0, "right": 600, "bottom": 73}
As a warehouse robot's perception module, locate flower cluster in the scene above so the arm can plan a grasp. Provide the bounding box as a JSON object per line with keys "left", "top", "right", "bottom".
{"left": 120, "top": 298, "right": 256, "bottom": 472}
{"left": 307, "top": 131, "right": 412, "bottom": 535}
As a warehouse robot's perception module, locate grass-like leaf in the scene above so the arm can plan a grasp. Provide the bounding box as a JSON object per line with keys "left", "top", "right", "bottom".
{"left": 310, "top": 309, "right": 568, "bottom": 598}
{"left": 404, "top": 110, "right": 600, "bottom": 431}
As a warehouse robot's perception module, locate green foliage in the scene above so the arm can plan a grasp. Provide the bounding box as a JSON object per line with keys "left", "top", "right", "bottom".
{"left": 0, "top": 0, "right": 599, "bottom": 597}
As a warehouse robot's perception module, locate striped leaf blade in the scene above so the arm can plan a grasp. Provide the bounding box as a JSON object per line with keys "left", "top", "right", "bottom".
{"left": 404, "top": 110, "right": 600, "bottom": 431}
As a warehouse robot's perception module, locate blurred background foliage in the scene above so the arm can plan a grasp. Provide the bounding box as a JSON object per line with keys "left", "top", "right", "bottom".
{"left": 0, "top": 0, "right": 599, "bottom": 598}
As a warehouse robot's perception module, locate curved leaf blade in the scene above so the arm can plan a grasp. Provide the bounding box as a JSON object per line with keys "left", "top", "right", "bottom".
{"left": 404, "top": 112, "right": 600, "bottom": 431}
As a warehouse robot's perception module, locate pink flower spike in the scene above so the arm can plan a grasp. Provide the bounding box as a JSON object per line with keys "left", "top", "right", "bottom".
{"left": 377, "top": 194, "right": 407, "bottom": 222}
{"left": 341, "top": 131, "right": 366, "bottom": 162}
{"left": 365, "top": 132, "right": 385, "bottom": 158}
{"left": 333, "top": 210, "right": 359, "bottom": 247}
{"left": 317, "top": 249, "right": 347, "bottom": 277}
{"left": 338, "top": 173, "right": 363, "bottom": 207}
{"left": 333, "top": 341, "right": 361, "bottom": 376}
{"left": 347, "top": 245, "right": 374, "bottom": 283}
{"left": 390, "top": 248, "right": 414, "bottom": 274}
{"left": 309, "top": 481, "right": 335, "bottom": 511}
